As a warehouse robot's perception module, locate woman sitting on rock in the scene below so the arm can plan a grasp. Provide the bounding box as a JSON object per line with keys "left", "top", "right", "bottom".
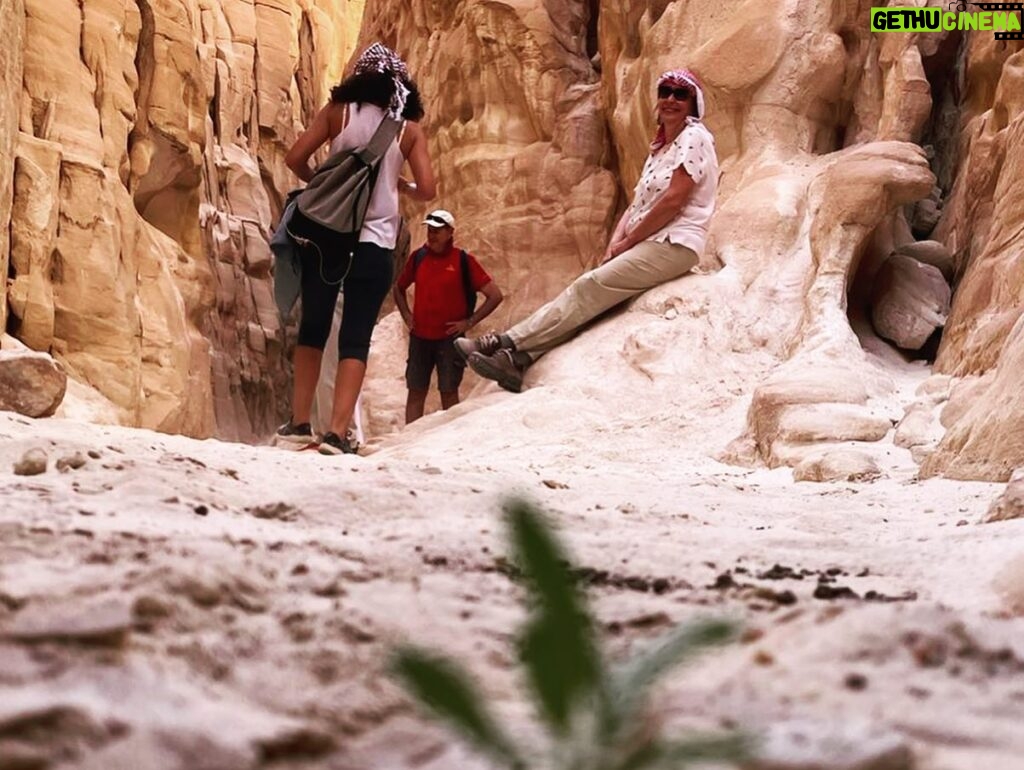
{"left": 457, "top": 69, "right": 718, "bottom": 393}
{"left": 276, "top": 43, "right": 436, "bottom": 454}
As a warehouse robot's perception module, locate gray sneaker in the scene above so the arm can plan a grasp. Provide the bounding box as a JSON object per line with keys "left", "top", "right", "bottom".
{"left": 467, "top": 349, "right": 526, "bottom": 393}
{"left": 454, "top": 333, "right": 505, "bottom": 362}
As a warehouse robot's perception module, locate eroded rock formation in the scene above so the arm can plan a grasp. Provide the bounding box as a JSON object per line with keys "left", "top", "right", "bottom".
{"left": 1, "top": 0, "right": 1021, "bottom": 482}
{"left": 0, "top": 0, "right": 24, "bottom": 338}
{"left": 3, "top": 0, "right": 362, "bottom": 440}
{"left": 920, "top": 32, "right": 1024, "bottom": 480}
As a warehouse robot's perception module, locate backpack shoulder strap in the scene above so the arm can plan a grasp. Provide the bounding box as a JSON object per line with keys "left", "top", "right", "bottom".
{"left": 356, "top": 117, "right": 403, "bottom": 166}
{"left": 460, "top": 249, "right": 478, "bottom": 314}
{"left": 412, "top": 245, "right": 429, "bottom": 273}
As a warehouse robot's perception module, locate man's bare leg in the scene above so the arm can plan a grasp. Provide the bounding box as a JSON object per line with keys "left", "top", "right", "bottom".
{"left": 440, "top": 390, "right": 459, "bottom": 410}
{"left": 406, "top": 388, "right": 429, "bottom": 424}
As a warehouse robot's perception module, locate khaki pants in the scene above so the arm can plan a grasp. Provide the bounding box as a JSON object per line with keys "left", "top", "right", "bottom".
{"left": 507, "top": 240, "right": 698, "bottom": 360}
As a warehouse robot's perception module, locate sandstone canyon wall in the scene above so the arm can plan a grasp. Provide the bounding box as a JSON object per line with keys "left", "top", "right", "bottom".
{"left": 355, "top": 0, "right": 1020, "bottom": 480}
{"left": 919, "top": 31, "right": 1024, "bottom": 480}
{"left": 2, "top": 0, "right": 1021, "bottom": 480}
{"left": 1, "top": 0, "right": 25, "bottom": 339}
{"left": 3, "top": 0, "right": 363, "bottom": 441}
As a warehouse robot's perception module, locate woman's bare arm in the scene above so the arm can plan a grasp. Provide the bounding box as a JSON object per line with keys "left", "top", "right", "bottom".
{"left": 399, "top": 121, "right": 437, "bottom": 201}
{"left": 284, "top": 104, "right": 337, "bottom": 182}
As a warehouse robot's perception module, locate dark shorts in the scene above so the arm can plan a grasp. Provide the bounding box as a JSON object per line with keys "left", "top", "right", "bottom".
{"left": 406, "top": 334, "right": 466, "bottom": 392}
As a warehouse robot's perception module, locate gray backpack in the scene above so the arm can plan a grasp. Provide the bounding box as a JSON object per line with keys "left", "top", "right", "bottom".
{"left": 295, "top": 115, "right": 403, "bottom": 240}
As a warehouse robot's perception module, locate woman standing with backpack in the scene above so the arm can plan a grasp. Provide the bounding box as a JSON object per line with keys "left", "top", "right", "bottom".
{"left": 277, "top": 44, "right": 436, "bottom": 455}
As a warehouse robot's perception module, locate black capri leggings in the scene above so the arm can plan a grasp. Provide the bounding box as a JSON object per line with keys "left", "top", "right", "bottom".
{"left": 288, "top": 210, "right": 394, "bottom": 362}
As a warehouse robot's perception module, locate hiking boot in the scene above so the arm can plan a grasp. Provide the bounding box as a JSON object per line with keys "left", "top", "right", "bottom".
{"left": 467, "top": 349, "right": 527, "bottom": 393}
{"left": 275, "top": 419, "right": 314, "bottom": 444}
{"left": 318, "top": 431, "right": 358, "bottom": 456}
{"left": 454, "top": 332, "right": 509, "bottom": 362}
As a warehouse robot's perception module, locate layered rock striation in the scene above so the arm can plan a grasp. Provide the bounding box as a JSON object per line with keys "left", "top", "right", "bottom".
{"left": 3, "top": 0, "right": 362, "bottom": 440}
{"left": 2, "top": 0, "right": 1021, "bottom": 480}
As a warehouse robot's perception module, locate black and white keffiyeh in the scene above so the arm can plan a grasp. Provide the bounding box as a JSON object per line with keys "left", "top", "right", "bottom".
{"left": 354, "top": 42, "right": 411, "bottom": 119}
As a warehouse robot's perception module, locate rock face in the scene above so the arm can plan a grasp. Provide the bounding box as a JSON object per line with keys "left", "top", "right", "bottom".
{"left": 0, "top": 350, "right": 66, "bottom": 417}
{"left": 0, "top": 0, "right": 1021, "bottom": 483}
{"left": 985, "top": 468, "right": 1024, "bottom": 523}
{"left": 0, "top": 0, "right": 24, "bottom": 337}
{"left": 355, "top": 1, "right": 618, "bottom": 316}
{"left": 3, "top": 0, "right": 363, "bottom": 440}
{"left": 919, "top": 33, "right": 1024, "bottom": 481}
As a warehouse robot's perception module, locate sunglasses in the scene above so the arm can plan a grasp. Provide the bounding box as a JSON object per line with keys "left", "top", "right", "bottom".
{"left": 657, "top": 84, "right": 693, "bottom": 101}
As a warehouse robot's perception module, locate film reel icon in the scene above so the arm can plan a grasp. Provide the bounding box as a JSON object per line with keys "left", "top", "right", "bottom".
{"left": 947, "top": 2, "right": 1024, "bottom": 39}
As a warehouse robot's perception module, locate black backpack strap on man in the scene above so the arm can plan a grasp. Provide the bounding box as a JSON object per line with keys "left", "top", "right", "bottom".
{"left": 412, "top": 246, "right": 478, "bottom": 318}
{"left": 295, "top": 116, "right": 403, "bottom": 240}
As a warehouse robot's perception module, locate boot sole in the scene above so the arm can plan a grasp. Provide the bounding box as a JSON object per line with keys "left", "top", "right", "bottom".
{"left": 274, "top": 434, "right": 316, "bottom": 447}
{"left": 318, "top": 443, "right": 357, "bottom": 456}
{"left": 468, "top": 355, "right": 523, "bottom": 393}
{"left": 452, "top": 339, "right": 476, "bottom": 363}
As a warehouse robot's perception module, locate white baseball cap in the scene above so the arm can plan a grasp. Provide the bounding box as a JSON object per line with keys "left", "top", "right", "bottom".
{"left": 423, "top": 209, "right": 455, "bottom": 228}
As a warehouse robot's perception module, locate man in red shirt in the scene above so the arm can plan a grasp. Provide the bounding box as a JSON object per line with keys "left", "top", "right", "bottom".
{"left": 393, "top": 210, "right": 503, "bottom": 423}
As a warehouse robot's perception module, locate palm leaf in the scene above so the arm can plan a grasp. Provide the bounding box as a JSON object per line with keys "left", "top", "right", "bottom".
{"left": 505, "top": 498, "right": 604, "bottom": 734}
{"left": 603, "top": 619, "right": 737, "bottom": 735}
{"left": 390, "top": 645, "right": 526, "bottom": 768}
{"left": 616, "top": 733, "right": 750, "bottom": 770}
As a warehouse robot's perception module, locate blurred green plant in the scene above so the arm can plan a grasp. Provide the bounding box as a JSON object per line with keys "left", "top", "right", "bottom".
{"left": 390, "top": 497, "right": 749, "bottom": 770}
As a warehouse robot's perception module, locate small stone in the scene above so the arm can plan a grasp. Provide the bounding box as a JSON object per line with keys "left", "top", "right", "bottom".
{"left": 56, "top": 451, "right": 88, "bottom": 473}
{"left": 793, "top": 449, "right": 881, "bottom": 483}
{"left": 133, "top": 594, "right": 172, "bottom": 620}
{"left": 813, "top": 584, "right": 859, "bottom": 601}
{"left": 844, "top": 672, "right": 869, "bottom": 691}
{"left": 13, "top": 448, "right": 48, "bottom": 476}
{"left": 984, "top": 468, "right": 1024, "bottom": 523}
{"left": 257, "top": 726, "right": 335, "bottom": 761}
{"left": 542, "top": 479, "right": 569, "bottom": 489}
{"left": 247, "top": 502, "right": 298, "bottom": 521}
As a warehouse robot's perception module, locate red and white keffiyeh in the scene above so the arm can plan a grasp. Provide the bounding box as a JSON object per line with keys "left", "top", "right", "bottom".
{"left": 650, "top": 68, "right": 706, "bottom": 153}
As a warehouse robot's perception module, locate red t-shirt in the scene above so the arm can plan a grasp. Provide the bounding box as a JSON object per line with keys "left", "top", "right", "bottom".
{"left": 396, "top": 244, "right": 493, "bottom": 340}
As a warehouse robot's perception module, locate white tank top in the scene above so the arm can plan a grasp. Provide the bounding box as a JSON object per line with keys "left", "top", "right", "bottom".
{"left": 329, "top": 103, "right": 405, "bottom": 249}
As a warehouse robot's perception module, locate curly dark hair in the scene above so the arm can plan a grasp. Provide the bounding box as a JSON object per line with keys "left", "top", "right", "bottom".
{"left": 330, "top": 71, "right": 425, "bottom": 121}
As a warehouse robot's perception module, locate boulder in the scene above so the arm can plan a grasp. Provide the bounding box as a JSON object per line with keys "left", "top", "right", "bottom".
{"left": 793, "top": 448, "right": 882, "bottom": 483}
{"left": 0, "top": 349, "right": 67, "bottom": 417}
{"left": 894, "top": 239, "right": 954, "bottom": 280}
{"left": 871, "top": 254, "right": 950, "bottom": 350}
{"left": 910, "top": 196, "right": 941, "bottom": 239}
{"left": 984, "top": 468, "right": 1024, "bottom": 523}
{"left": 12, "top": 447, "right": 48, "bottom": 476}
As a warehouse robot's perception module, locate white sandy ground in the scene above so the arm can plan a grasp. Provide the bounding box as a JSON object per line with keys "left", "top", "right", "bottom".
{"left": 2, "top": 311, "right": 1024, "bottom": 769}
